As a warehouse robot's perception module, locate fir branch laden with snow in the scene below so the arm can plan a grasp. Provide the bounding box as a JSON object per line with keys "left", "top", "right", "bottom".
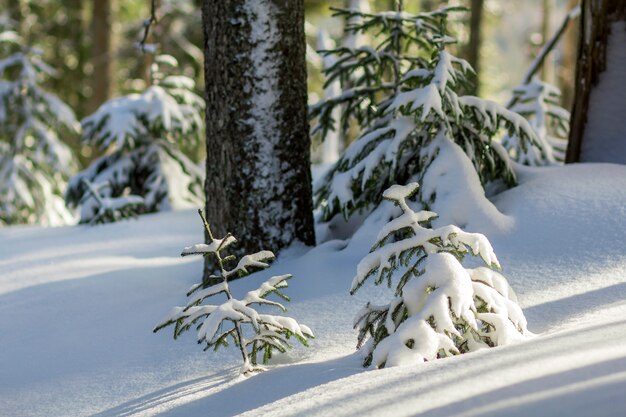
{"left": 351, "top": 183, "right": 529, "bottom": 368}
{"left": 312, "top": 7, "right": 548, "bottom": 224}
{"left": 65, "top": 55, "right": 204, "bottom": 223}
{"left": 0, "top": 30, "right": 79, "bottom": 226}
{"left": 77, "top": 178, "right": 144, "bottom": 225}
{"left": 154, "top": 209, "right": 314, "bottom": 375}
{"left": 503, "top": 77, "right": 570, "bottom": 164}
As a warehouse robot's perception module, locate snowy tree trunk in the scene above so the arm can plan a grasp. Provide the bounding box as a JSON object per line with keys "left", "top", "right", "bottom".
{"left": 202, "top": 0, "right": 315, "bottom": 278}
{"left": 567, "top": 0, "right": 626, "bottom": 163}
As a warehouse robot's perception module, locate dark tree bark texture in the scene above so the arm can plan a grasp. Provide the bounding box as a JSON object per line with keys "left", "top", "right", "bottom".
{"left": 566, "top": 0, "right": 626, "bottom": 163}
{"left": 202, "top": 0, "right": 315, "bottom": 279}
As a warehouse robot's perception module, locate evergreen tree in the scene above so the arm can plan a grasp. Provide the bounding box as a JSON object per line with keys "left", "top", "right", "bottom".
{"left": 312, "top": 7, "right": 547, "bottom": 225}
{"left": 351, "top": 183, "right": 528, "bottom": 368}
{"left": 65, "top": 55, "right": 204, "bottom": 223}
{"left": 0, "top": 28, "right": 79, "bottom": 226}
{"left": 504, "top": 77, "right": 568, "bottom": 164}
{"left": 155, "top": 210, "right": 314, "bottom": 375}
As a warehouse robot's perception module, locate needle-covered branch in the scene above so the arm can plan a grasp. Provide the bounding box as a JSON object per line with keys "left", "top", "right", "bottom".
{"left": 352, "top": 183, "right": 529, "bottom": 368}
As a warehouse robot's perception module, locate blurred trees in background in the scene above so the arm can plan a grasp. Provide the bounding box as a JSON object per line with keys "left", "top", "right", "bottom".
{"left": 0, "top": 0, "right": 579, "bottom": 168}
{"left": 0, "top": 0, "right": 579, "bottom": 218}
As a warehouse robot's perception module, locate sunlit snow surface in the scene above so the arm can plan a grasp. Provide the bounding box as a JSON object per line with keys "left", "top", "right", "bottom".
{"left": 1, "top": 163, "right": 626, "bottom": 417}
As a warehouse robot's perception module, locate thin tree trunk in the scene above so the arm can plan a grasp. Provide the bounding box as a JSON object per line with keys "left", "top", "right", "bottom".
{"left": 541, "top": 0, "right": 554, "bottom": 82}
{"left": 566, "top": 0, "right": 626, "bottom": 163}
{"left": 202, "top": 0, "right": 315, "bottom": 280}
{"left": 467, "top": 0, "right": 483, "bottom": 95}
{"left": 89, "top": 0, "right": 115, "bottom": 113}
{"left": 558, "top": 0, "right": 579, "bottom": 110}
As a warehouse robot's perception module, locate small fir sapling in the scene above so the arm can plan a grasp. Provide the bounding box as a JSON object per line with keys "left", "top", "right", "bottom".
{"left": 312, "top": 6, "right": 547, "bottom": 225}
{"left": 503, "top": 77, "right": 569, "bottom": 164}
{"left": 65, "top": 54, "right": 204, "bottom": 223}
{"left": 0, "top": 28, "right": 79, "bottom": 225}
{"left": 154, "top": 209, "right": 314, "bottom": 375}
{"left": 351, "top": 183, "right": 529, "bottom": 368}
{"left": 77, "top": 178, "right": 145, "bottom": 225}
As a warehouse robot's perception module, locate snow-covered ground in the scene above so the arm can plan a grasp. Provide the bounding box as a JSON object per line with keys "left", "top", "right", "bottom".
{"left": 1, "top": 163, "right": 626, "bottom": 417}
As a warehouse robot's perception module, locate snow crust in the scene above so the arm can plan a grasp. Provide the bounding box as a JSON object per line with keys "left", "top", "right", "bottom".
{"left": 1, "top": 164, "right": 626, "bottom": 416}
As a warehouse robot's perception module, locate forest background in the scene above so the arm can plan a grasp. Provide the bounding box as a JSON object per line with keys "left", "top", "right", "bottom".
{"left": 1, "top": 0, "right": 578, "bottom": 168}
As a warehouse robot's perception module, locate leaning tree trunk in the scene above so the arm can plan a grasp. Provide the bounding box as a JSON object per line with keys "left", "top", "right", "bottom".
{"left": 566, "top": 0, "right": 626, "bottom": 163}
{"left": 202, "top": 0, "right": 315, "bottom": 279}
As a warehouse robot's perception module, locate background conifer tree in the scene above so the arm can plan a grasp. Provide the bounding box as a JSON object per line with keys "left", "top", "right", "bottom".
{"left": 65, "top": 54, "right": 204, "bottom": 223}
{"left": 0, "top": 26, "right": 79, "bottom": 226}
{"left": 503, "top": 77, "right": 569, "bottom": 164}
{"left": 311, "top": 6, "right": 547, "bottom": 227}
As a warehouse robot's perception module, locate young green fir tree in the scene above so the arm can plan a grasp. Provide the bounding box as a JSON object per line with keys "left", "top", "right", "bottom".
{"left": 154, "top": 210, "right": 314, "bottom": 375}
{"left": 311, "top": 6, "right": 547, "bottom": 226}
{"left": 351, "top": 183, "right": 528, "bottom": 368}
{"left": 65, "top": 55, "right": 204, "bottom": 223}
{"left": 0, "top": 28, "right": 79, "bottom": 226}
{"left": 503, "top": 77, "right": 569, "bottom": 164}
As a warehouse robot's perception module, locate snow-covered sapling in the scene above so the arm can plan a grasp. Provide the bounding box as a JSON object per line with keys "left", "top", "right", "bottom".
{"left": 154, "top": 209, "right": 314, "bottom": 374}
{"left": 0, "top": 29, "right": 79, "bottom": 225}
{"left": 351, "top": 183, "right": 529, "bottom": 368}
{"left": 313, "top": 7, "right": 546, "bottom": 225}
{"left": 503, "top": 77, "right": 569, "bottom": 164}
{"left": 78, "top": 178, "right": 144, "bottom": 225}
{"left": 66, "top": 55, "right": 204, "bottom": 222}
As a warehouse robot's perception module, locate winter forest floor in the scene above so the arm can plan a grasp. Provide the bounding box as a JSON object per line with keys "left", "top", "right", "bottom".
{"left": 1, "top": 162, "right": 626, "bottom": 417}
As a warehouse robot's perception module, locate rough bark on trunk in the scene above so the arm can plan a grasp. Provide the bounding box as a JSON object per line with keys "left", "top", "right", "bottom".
{"left": 566, "top": 0, "right": 626, "bottom": 163}
{"left": 89, "top": 0, "right": 115, "bottom": 113}
{"left": 202, "top": 0, "right": 315, "bottom": 280}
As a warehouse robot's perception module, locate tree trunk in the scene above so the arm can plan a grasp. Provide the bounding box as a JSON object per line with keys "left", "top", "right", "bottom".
{"left": 566, "top": 0, "right": 626, "bottom": 163}
{"left": 467, "top": 0, "right": 483, "bottom": 95}
{"left": 558, "top": 0, "right": 579, "bottom": 110}
{"left": 89, "top": 0, "right": 115, "bottom": 113}
{"left": 540, "top": 0, "right": 554, "bottom": 82}
{"left": 202, "top": 0, "right": 315, "bottom": 279}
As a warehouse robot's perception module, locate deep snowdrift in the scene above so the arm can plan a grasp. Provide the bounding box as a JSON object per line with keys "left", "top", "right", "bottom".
{"left": 1, "top": 163, "right": 625, "bottom": 417}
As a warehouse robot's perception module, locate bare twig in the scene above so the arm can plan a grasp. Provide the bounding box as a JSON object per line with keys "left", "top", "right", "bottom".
{"left": 138, "top": 0, "right": 158, "bottom": 54}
